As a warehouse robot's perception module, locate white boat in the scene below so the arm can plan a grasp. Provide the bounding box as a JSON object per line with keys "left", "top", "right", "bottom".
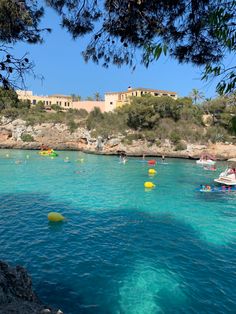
{"left": 196, "top": 152, "right": 216, "bottom": 166}
{"left": 196, "top": 159, "right": 216, "bottom": 166}
{"left": 214, "top": 168, "right": 236, "bottom": 186}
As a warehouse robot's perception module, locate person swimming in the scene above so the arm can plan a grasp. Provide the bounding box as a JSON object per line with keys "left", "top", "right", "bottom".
{"left": 15, "top": 160, "right": 22, "bottom": 164}
{"left": 122, "top": 156, "right": 127, "bottom": 164}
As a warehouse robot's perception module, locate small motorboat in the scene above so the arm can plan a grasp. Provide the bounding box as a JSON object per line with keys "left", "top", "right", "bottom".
{"left": 214, "top": 167, "right": 236, "bottom": 186}
{"left": 196, "top": 152, "right": 216, "bottom": 166}
{"left": 196, "top": 159, "right": 216, "bottom": 166}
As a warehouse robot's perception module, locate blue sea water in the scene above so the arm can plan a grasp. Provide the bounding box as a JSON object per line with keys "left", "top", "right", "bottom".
{"left": 0, "top": 149, "right": 236, "bottom": 313}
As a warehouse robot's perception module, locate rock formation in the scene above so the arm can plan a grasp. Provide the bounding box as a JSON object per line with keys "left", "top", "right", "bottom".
{"left": 0, "top": 261, "right": 62, "bottom": 314}
{"left": 0, "top": 117, "right": 235, "bottom": 160}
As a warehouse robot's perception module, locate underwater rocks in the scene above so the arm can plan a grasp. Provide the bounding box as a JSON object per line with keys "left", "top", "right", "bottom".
{"left": 0, "top": 261, "right": 63, "bottom": 314}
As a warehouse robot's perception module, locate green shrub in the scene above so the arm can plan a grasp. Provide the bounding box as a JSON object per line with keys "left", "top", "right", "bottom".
{"left": 1, "top": 108, "right": 19, "bottom": 119}
{"left": 175, "top": 141, "right": 187, "bottom": 151}
{"left": 35, "top": 101, "right": 45, "bottom": 111}
{"left": 121, "top": 137, "right": 132, "bottom": 145}
{"left": 205, "top": 126, "right": 229, "bottom": 143}
{"left": 143, "top": 130, "right": 156, "bottom": 143}
{"left": 67, "top": 119, "right": 78, "bottom": 133}
{"left": 170, "top": 131, "right": 181, "bottom": 144}
{"left": 229, "top": 116, "right": 236, "bottom": 135}
{"left": 155, "top": 139, "right": 161, "bottom": 146}
{"left": 21, "top": 133, "right": 35, "bottom": 142}
{"left": 51, "top": 104, "right": 61, "bottom": 111}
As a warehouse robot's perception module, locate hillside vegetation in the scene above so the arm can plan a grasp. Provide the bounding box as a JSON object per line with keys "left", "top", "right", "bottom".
{"left": 0, "top": 88, "right": 235, "bottom": 148}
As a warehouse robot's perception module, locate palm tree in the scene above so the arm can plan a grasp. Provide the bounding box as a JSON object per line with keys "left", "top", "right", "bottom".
{"left": 94, "top": 92, "right": 102, "bottom": 101}
{"left": 86, "top": 96, "right": 94, "bottom": 101}
{"left": 190, "top": 88, "right": 204, "bottom": 105}
{"left": 71, "top": 94, "right": 82, "bottom": 101}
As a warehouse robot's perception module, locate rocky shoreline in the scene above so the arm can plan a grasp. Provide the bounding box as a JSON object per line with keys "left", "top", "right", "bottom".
{"left": 0, "top": 261, "right": 62, "bottom": 314}
{"left": 0, "top": 117, "right": 235, "bottom": 160}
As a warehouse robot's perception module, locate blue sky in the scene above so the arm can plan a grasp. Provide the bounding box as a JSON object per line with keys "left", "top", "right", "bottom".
{"left": 14, "top": 6, "right": 221, "bottom": 100}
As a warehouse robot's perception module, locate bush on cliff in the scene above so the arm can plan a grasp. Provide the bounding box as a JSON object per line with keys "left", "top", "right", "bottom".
{"left": 21, "top": 133, "right": 35, "bottom": 142}
{"left": 0, "top": 88, "right": 19, "bottom": 110}
{"left": 0, "top": 90, "right": 235, "bottom": 146}
{"left": 175, "top": 141, "right": 187, "bottom": 151}
{"left": 205, "top": 126, "right": 230, "bottom": 143}
{"left": 67, "top": 119, "right": 78, "bottom": 133}
{"left": 87, "top": 107, "right": 128, "bottom": 138}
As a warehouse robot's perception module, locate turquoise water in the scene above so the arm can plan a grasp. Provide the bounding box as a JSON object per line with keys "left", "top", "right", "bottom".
{"left": 0, "top": 149, "right": 236, "bottom": 313}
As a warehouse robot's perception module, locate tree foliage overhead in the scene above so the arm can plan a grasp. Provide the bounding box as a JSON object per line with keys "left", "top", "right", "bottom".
{"left": 0, "top": 0, "right": 235, "bottom": 94}
{"left": 0, "top": 0, "right": 49, "bottom": 88}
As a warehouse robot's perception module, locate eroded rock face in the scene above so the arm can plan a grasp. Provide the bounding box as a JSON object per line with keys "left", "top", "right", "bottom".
{"left": 0, "top": 261, "right": 62, "bottom": 314}
{"left": 0, "top": 117, "right": 235, "bottom": 160}
{"left": 0, "top": 128, "right": 12, "bottom": 141}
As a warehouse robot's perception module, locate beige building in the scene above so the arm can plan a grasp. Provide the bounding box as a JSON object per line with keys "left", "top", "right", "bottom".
{"left": 16, "top": 90, "right": 105, "bottom": 112}
{"left": 17, "top": 87, "right": 177, "bottom": 113}
{"left": 16, "top": 90, "right": 72, "bottom": 109}
{"left": 104, "top": 87, "right": 178, "bottom": 112}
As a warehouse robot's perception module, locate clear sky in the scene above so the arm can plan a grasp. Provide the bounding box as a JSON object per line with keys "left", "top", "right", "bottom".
{"left": 14, "top": 6, "right": 221, "bottom": 100}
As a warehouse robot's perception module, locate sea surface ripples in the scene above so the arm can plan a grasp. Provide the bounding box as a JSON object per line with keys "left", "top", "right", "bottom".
{"left": 0, "top": 150, "right": 236, "bottom": 313}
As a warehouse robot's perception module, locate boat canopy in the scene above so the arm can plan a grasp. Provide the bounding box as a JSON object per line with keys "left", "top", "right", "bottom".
{"left": 200, "top": 152, "right": 215, "bottom": 160}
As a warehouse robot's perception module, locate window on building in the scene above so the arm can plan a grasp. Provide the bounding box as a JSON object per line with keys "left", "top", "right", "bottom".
{"left": 110, "top": 102, "right": 113, "bottom": 105}
{"left": 46, "top": 101, "right": 48, "bottom": 105}
{"left": 56, "top": 101, "right": 59, "bottom": 105}
{"left": 32, "top": 99, "right": 36, "bottom": 105}
{"left": 171, "top": 94, "right": 175, "bottom": 97}
{"left": 163, "top": 94, "right": 168, "bottom": 96}
{"left": 49, "top": 101, "right": 51, "bottom": 105}
{"left": 59, "top": 101, "right": 62, "bottom": 105}
{"left": 154, "top": 93, "right": 159, "bottom": 96}
{"left": 135, "top": 92, "right": 137, "bottom": 96}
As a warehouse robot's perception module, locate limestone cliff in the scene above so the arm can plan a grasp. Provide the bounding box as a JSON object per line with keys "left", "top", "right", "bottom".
{"left": 0, "top": 117, "right": 235, "bottom": 160}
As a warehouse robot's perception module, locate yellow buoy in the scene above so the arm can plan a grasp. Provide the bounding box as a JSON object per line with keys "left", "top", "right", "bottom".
{"left": 48, "top": 212, "right": 65, "bottom": 222}
{"left": 148, "top": 169, "right": 156, "bottom": 175}
{"left": 144, "top": 182, "right": 155, "bottom": 188}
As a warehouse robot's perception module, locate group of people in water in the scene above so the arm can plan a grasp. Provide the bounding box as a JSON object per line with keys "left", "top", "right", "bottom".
{"left": 119, "top": 153, "right": 166, "bottom": 164}
{"left": 204, "top": 165, "right": 217, "bottom": 171}
{"left": 142, "top": 154, "right": 165, "bottom": 162}
{"left": 200, "top": 184, "right": 234, "bottom": 192}
{"left": 226, "top": 167, "right": 236, "bottom": 177}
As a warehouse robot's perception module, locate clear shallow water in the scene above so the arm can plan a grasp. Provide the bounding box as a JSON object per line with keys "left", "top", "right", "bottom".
{"left": 0, "top": 149, "right": 236, "bottom": 313}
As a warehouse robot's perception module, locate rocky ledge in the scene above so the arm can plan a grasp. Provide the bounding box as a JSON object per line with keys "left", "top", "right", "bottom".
{"left": 0, "top": 261, "right": 62, "bottom": 314}
{"left": 0, "top": 117, "right": 235, "bottom": 160}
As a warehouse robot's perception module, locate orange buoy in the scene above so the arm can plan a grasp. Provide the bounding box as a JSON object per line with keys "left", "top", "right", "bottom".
{"left": 148, "top": 160, "right": 156, "bottom": 165}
